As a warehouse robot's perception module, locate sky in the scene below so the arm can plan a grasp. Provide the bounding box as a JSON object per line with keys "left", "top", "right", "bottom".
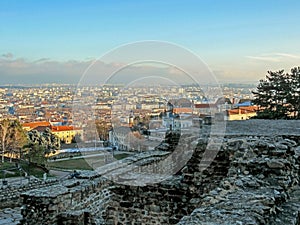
{"left": 1, "top": 0, "right": 300, "bottom": 85}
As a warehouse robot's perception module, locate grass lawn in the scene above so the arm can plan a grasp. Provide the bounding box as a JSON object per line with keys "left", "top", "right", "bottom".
{"left": 48, "top": 158, "right": 93, "bottom": 170}
{"left": 0, "top": 160, "right": 47, "bottom": 179}
{"left": 48, "top": 153, "right": 131, "bottom": 171}
{"left": 0, "top": 152, "right": 132, "bottom": 176}
{"left": 114, "top": 153, "right": 131, "bottom": 160}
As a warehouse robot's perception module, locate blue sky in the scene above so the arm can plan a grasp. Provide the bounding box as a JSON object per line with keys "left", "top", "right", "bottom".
{"left": 1, "top": 0, "right": 300, "bottom": 84}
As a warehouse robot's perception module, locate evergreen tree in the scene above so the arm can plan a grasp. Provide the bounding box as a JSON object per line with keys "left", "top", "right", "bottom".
{"left": 27, "top": 129, "right": 60, "bottom": 156}
{"left": 288, "top": 67, "right": 300, "bottom": 118}
{"left": 23, "top": 142, "right": 46, "bottom": 165}
{"left": 253, "top": 67, "right": 299, "bottom": 119}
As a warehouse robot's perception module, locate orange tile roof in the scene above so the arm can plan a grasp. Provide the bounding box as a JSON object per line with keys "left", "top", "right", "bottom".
{"left": 22, "top": 121, "right": 51, "bottom": 129}
{"left": 227, "top": 106, "right": 258, "bottom": 115}
{"left": 227, "top": 109, "right": 240, "bottom": 115}
{"left": 51, "top": 126, "right": 82, "bottom": 132}
{"left": 22, "top": 122, "right": 82, "bottom": 133}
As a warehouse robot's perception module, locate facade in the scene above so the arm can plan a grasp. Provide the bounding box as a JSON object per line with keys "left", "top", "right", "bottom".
{"left": 162, "top": 102, "right": 181, "bottom": 131}
{"left": 109, "top": 126, "right": 144, "bottom": 151}
{"left": 194, "top": 103, "right": 218, "bottom": 115}
{"left": 226, "top": 106, "right": 258, "bottom": 120}
{"left": 22, "top": 121, "right": 83, "bottom": 144}
{"left": 51, "top": 126, "right": 83, "bottom": 144}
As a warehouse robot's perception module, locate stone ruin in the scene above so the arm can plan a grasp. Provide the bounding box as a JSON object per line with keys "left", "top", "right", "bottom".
{"left": 9, "top": 120, "right": 300, "bottom": 224}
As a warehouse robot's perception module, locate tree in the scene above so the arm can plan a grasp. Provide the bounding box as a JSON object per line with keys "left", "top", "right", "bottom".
{"left": 288, "top": 67, "right": 300, "bottom": 118}
{"left": 26, "top": 128, "right": 60, "bottom": 162}
{"left": 0, "top": 119, "right": 11, "bottom": 163}
{"left": 7, "top": 120, "right": 27, "bottom": 162}
{"left": 95, "top": 120, "right": 110, "bottom": 141}
{"left": 0, "top": 119, "right": 27, "bottom": 163}
{"left": 41, "top": 128, "right": 61, "bottom": 155}
{"left": 23, "top": 142, "right": 46, "bottom": 165}
{"left": 252, "top": 68, "right": 299, "bottom": 119}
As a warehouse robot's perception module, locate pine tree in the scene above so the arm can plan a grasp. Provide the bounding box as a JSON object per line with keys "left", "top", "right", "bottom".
{"left": 288, "top": 67, "right": 300, "bottom": 118}
{"left": 27, "top": 128, "right": 60, "bottom": 156}
{"left": 253, "top": 67, "right": 299, "bottom": 119}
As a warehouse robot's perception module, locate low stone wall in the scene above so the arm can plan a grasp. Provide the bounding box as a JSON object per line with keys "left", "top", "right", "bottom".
{"left": 0, "top": 178, "right": 58, "bottom": 209}
{"left": 20, "top": 176, "right": 112, "bottom": 225}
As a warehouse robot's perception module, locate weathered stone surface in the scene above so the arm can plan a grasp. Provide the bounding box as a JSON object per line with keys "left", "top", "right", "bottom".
{"left": 16, "top": 120, "right": 300, "bottom": 225}
{"left": 178, "top": 133, "right": 300, "bottom": 225}
{"left": 266, "top": 159, "right": 286, "bottom": 169}
{"left": 0, "top": 207, "right": 22, "bottom": 225}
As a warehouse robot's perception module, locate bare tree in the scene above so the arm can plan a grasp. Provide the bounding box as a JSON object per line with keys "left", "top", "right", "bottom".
{"left": 7, "top": 120, "right": 27, "bottom": 162}
{"left": 0, "top": 119, "right": 12, "bottom": 163}
{"left": 0, "top": 119, "right": 28, "bottom": 163}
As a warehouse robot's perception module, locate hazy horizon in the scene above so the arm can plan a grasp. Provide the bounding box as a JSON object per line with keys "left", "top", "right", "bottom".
{"left": 1, "top": 0, "right": 300, "bottom": 85}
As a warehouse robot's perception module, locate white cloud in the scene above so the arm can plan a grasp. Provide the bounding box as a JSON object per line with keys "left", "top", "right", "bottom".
{"left": 274, "top": 53, "right": 300, "bottom": 59}
{"left": 246, "top": 52, "right": 300, "bottom": 63}
{"left": 246, "top": 55, "right": 280, "bottom": 62}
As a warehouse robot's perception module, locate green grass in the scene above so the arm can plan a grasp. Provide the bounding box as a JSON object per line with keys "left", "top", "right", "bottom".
{"left": 0, "top": 161, "right": 20, "bottom": 178}
{"left": 0, "top": 161, "right": 47, "bottom": 179}
{"left": 113, "top": 153, "right": 131, "bottom": 160}
{"left": 0, "top": 161, "right": 16, "bottom": 170}
{"left": 48, "top": 153, "right": 131, "bottom": 171}
{"left": 22, "top": 163, "right": 48, "bottom": 178}
{"left": 0, "top": 152, "right": 131, "bottom": 176}
{"left": 48, "top": 158, "right": 93, "bottom": 170}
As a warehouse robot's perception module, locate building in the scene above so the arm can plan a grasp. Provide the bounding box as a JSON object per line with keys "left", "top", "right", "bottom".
{"left": 162, "top": 102, "right": 181, "bottom": 131}
{"left": 22, "top": 121, "right": 83, "bottom": 144}
{"left": 194, "top": 103, "right": 218, "bottom": 115}
{"left": 226, "top": 106, "right": 258, "bottom": 120}
{"left": 51, "top": 126, "right": 83, "bottom": 144}
{"left": 22, "top": 121, "right": 51, "bottom": 131}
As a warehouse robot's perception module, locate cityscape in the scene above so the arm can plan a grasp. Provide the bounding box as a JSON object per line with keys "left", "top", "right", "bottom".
{"left": 0, "top": 83, "right": 256, "bottom": 149}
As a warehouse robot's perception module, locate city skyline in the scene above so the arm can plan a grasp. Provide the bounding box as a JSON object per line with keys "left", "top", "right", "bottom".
{"left": 1, "top": 0, "right": 300, "bottom": 84}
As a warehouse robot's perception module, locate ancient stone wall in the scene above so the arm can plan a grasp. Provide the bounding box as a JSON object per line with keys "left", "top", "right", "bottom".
{"left": 0, "top": 178, "right": 58, "bottom": 209}
{"left": 178, "top": 136, "right": 300, "bottom": 224}
{"left": 102, "top": 142, "right": 231, "bottom": 224}
{"left": 19, "top": 120, "right": 300, "bottom": 225}
{"left": 20, "top": 176, "right": 112, "bottom": 225}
